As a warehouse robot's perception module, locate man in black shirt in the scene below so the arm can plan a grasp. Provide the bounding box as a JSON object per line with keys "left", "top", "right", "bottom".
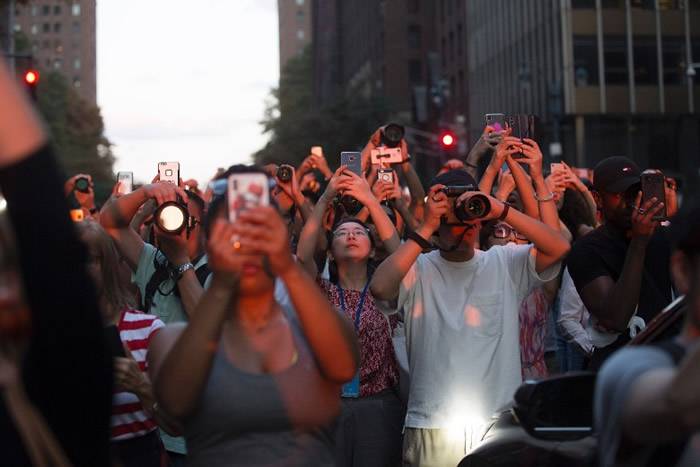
{"left": 567, "top": 156, "right": 672, "bottom": 369}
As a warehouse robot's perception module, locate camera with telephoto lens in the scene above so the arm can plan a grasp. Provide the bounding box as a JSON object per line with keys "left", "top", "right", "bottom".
{"left": 154, "top": 198, "right": 196, "bottom": 236}
{"left": 440, "top": 185, "right": 491, "bottom": 222}
{"left": 380, "top": 123, "right": 405, "bottom": 148}
{"left": 276, "top": 164, "right": 293, "bottom": 183}
{"left": 74, "top": 176, "right": 91, "bottom": 193}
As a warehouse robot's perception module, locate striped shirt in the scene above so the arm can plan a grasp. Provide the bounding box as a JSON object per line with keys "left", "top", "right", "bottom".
{"left": 111, "top": 310, "right": 164, "bottom": 441}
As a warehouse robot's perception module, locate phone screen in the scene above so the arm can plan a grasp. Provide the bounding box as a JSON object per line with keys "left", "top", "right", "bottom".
{"left": 227, "top": 173, "right": 270, "bottom": 223}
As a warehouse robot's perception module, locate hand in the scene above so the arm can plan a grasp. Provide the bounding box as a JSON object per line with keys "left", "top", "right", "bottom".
{"left": 65, "top": 173, "right": 96, "bottom": 209}
{"left": 183, "top": 179, "right": 201, "bottom": 196}
{"left": 336, "top": 170, "right": 377, "bottom": 207}
{"left": 262, "top": 163, "right": 279, "bottom": 178}
{"left": 372, "top": 179, "right": 396, "bottom": 202}
{"left": 483, "top": 125, "right": 507, "bottom": 148}
{"left": 297, "top": 157, "right": 314, "bottom": 178}
{"left": 111, "top": 180, "right": 124, "bottom": 199}
{"left": 545, "top": 173, "right": 567, "bottom": 199}
{"left": 630, "top": 192, "right": 664, "bottom": 240}
{"left": 560, "top": 162, "right": 586, "bottom": 191}
{"left": 422, "top": 185, "right": 450, "bottom": 232}
{"left": 275, "top": 165, "right": 304, "bottom": 205}
{"left": 141, "top": 182, "right": 189, "bottom": 206}
{"left": 492, "top": 136, "right": 522, "bottom": 168}
{"left": 114, "top": 347, "right": 148, "bottom": 394}
{"left": 519, "top": 138, "right": 544, "bottom": 179}
{"left": 232, "top": 207, "right": 295, "bottom": 276}
{"left": 309, "top": 153, "right": 332, "bottom": 179}
{"left": 438, "top": 158, "right": 466, "bottom": 176}
{"left": 322, "top": 166, "right": 347, "bottom": 200}
{"left": 455, "top": 191, "right": 504, "bottom": 221}
{"left": 495, "top": 170, "right": 516, "bottom": 201}
{"left": 665, "top": 177, "right": 678, "bottom": 218}
{"left": 157, "top": 230, "right": 190, "bottom": 267}
{"left": 206, "top": 219, "right": 244, "bottom": 285}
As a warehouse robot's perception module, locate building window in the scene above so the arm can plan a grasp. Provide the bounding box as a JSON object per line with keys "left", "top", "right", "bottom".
{"left": 13, "top": 23, "right": 21, "bottom": 32}
{"left": 407, "top": 24, "right": 422, "bottom": 49}
{"left": 408, "top": 60, "right": 422, "bottom": 84}
{"left": 441, "top": 37, "right": 446, "bottom": 68}
{"left": 74, "top": 58, "right": 81, "bottom": 70}
{"left": 54, "top": 5, "right": 62, "bottom": 15}
{"left": 407, "top": 0, "right": 419, "bottom": 13}
{"left": 31, "top": 5, "right": 38, "bottom": 16}
{"left": 53, "top": 22, "right": 61, "bottom": 33}
{"left": 55, "top": 43, "right": 63, "bottom": 54}
{"left": 53, "top": 59, "right": 62, "bottom": 70}
{"left": 457, "top": 23, "right": 463, "bottom": 56}
{"left": 295, "top": 0, "right": 304, "bottom": 5}
{"left": 573, "top": 36, "right": 599, "bottom": 86}
{"left": 72, "top": 3, "right": 81, "bottom": 16}
{"left": 603, "top": 36, "right": 629, "bottom": 84}
{"left": 449, "top": 31, "right": 455, "bottom": 60}
{"left": 41, "top": 23, "right": 49, "bottom": 33}
{"left": 73, "top": 78, "right": 81, "bottom": 88}
{"left": 42, "top": 5, "right": 50, "bottom": 15}
{"left": 572, "top": 0, "right": 595, "bottom": 7}
{"left": 72, "top": 22, "right": 80, "bottom": 33}
{"left": 296, "top": 10, "right": 304, "bottom": 23}
{"left": 296, "top": 29, "right": 305, "bottom": 40}
{"left": 633, "top": 40, "right": 658, "bottom": 85}
{"left": 662, "top": 37, "right": 684, "bottom": 85}
{"left": 602, "top": 0, "right": 625, "bottom": 8}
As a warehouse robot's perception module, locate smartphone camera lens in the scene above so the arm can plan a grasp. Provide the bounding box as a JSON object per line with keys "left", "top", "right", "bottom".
{"left": 165, "top": 169, "right": 173, "bottom": 176}
{"left": 74, "top": 177, "right": 90, "bottom": 193}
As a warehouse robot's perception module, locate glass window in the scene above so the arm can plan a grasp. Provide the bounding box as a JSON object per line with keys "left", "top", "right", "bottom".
{"left": 449, "top": 31, "right": 454, "bottom": 59}
{"left": 441, "top": 37, "right": 446, "bottom": 68}
{"left": 53, "top": 22, "right": 61, "bottom": 33}
{"left": 409, "top": 60, "right": 422, "bottom": 84}
{"left": 56, "top": 43, "right": 63, "bottom": 53}
{"left": 295, "top": 0, "right": 304, "bottom": 5}
{"left": 54, "top": 5, "right": 62, "bottom": 15}
{"left": 42, "top": 23, "right": 50, "bottom": 33}
{"left": 604, "top": 36, "right": 629, "bottom": 84}
{"left": 573, "top": 36, "right": 599, "bottom": 86}
{"left": 73, "top": 78, "right": 81, "bottom": 88}
{"left": 31, "top": 5, "right": 38, "bottom": 16}
{"left": 662, "top": 37, "right": 684, "bottom": 85}
{"left": 407, "top": 24, "right": 422, "bottom": 49}
{"left": 72, "top": 3, "right": 81, "bottom": 16}
{"left": 31, "top": 24, "right": 38, "bottom": 35}
{"left": 633, "top": 39, "right": 658, "bottom": 85}
{"left": 457, "top": 23, "right": 463, "bottom": 56}
{"left": 407, "top": 0, "right": 419, "bottom": 13}
{"left": 42, "top": 5, "right": 50, "bottom": 15}
{"left": 74, "top": 58, "right": 81, "bottom": 70}
{"left": 602, "top": 0, "right": 625, "bottom": 7}
{"left": 296, "top": 10, "right": 304, "bottom": 22}
{"left": 572, "top": 0, "right": 595, "bottom": 7}
{"left": 53, "top": 59, "right": 62, "bottom": 70}
{"left": 296, "top": 29, "right": 304, "bottom": 40}
{"left": 72, "top": 22, "right": 80, "bottom": 33}
{"left": 13, "top": 23, "right": 21, "bottom": 32}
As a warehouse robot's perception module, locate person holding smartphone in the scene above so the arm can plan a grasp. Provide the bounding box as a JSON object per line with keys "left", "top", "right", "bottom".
{"left": 148, "top": 166, "right": 359, "bottom": 467}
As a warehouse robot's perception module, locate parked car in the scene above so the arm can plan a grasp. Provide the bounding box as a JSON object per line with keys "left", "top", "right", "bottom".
{"left": 458, "top": 295, "right": 687, "bottom": 467}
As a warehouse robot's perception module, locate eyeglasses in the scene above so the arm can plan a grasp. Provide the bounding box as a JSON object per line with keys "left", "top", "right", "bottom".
{"left": 332, "top": 229, "right": 369, "bottom": 238}
{"left": 493, "top": 223, "right": 527, "bottom": 240}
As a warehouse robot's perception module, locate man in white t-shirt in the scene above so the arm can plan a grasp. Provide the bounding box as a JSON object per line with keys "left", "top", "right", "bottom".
{"left": 370, "top": 170, "right": 570, "bottom": 467}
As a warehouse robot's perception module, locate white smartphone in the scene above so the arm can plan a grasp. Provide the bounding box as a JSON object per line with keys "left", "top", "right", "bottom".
{"left": 117, "top": 171, "right": 133, "bottom": 195}
{"left": 550, "top": 163, "right": 565, "bottom": 177}
{"left": 311, "top": 146, "right": 324, "bottom": 158}
{"left": 227, "top": 173, "right": 270, "bottom": 223}
{"left": 158, "top": 162, "right": 180, "bottom": 185}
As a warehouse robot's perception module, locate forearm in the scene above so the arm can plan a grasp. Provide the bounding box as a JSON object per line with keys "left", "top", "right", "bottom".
{"left": 279, "top": 263, "right": 358, "bottom": 383}
{"left": 532, "top": 176, "right": 560, "bottom": 230}
{"left": 176, "top": 271, "right": 205, "bottom": 317}
{"left": 366, "top": 199, "right": 400, "bottom": 253}
{"left": 296, "top": 195, "right": 330, "bottom": 274}
{"left": 155, "top": 279, "right": 233, "bottom": 419}
{"left": 370, "top": 223, "right": 428, "bottom": 300}
{"left": 297, "top": 197, "right": 313, "bottom": 223}
{"left": 508, "top": 159, "right": 539, "bottom": 219}
{"left": 101, "top": 188, "right": 150, "bottom": 229}
{"left": 478, "top": 164, "right": 499, "bottom": 194}
{"left": 130, "top": 199, "right": 156, "bottom": 232}
{"left": 393, "top": 199, "right": 419, "bottom": 231}
{"left": 355, "top": 206, "right": 370, "bottom": 223}
{"left": 465, "top": 139, "right": 491, "bottom": 179}
{"left": 501, "top": 206, "right": 568, "bottom": 260}
{"left": 400, "top": 162, "right": 426, "bottom": 203}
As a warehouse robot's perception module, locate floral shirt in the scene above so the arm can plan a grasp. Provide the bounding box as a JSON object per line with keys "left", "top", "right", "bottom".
{"left": 519, "top": 286, "right": 550, "bottom": 380}
{"left": 318, "top": 278, "right": 399, "bottom": 397}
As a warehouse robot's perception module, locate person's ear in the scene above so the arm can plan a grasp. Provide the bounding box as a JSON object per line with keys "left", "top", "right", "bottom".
{"left": 670, "top": 250, "right": 691, "bottom": 296}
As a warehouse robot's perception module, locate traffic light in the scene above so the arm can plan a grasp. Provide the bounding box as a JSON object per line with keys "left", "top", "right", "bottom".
{"left": 439, "top": 130, "right": 457, "bottom": 150}
{"left": 23, "top": 69, "right": 40, "bottom": 100}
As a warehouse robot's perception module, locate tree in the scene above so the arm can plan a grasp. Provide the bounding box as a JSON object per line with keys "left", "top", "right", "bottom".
{"left": 254, "top": 46, "right": 394, "bottom": 168}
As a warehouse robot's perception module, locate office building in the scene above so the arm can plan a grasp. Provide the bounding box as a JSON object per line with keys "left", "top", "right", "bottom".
{"left": 13, "top": 0, "right": 97, "bottom": 105}
{"left": 278, "top": 0, "right": 312, "bottom": 74}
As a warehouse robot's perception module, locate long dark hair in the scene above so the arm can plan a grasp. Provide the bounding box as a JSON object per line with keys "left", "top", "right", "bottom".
{"left": 559, "top": 189, "right": 596, "bottom": 242}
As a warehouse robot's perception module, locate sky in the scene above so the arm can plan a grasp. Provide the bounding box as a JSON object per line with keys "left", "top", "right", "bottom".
{"left": 97, "top": 0, "right": 279, "bottom": 185}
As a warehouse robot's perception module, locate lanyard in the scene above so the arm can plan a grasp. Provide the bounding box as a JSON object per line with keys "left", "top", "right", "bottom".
{"left": 336, "top": 281, "right": 370, "bottom": 331}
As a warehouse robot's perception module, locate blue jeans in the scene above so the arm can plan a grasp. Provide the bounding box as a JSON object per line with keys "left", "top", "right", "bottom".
{"left": 552, "top": 295, "right": 587, "bottom": 373}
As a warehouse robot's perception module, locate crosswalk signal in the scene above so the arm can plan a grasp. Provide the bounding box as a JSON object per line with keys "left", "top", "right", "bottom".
{"left": 23, "top": 69, "right": 40, "bottom": 99}
{"left": 439, "top": 130, "right": 457, "bottom": 150}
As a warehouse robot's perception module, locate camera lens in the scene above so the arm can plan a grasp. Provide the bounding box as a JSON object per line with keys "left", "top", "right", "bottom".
{"left": 276, "top": 165, "right": 293, "bottom": 183}
{"left": 74, "top": 177, "right": 90, "bottom": 193}
{"left": 155, "top": 202, "right": 187, "bottom": 234}
{"left": 381, "top": 123, "right": 405, "bottom": 148}
{"left": 454, "top": 194, "right": 491, "bottom": 222}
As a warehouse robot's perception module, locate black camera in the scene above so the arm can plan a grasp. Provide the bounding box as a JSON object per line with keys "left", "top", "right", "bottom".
{"left": 338, "top": 195, "right": 362, "bottom": 216}
{"left": 440, "top": 185, "right": 491, "bottom": 222}
{"left": 74, "top": 176, "right": 91, "bottom": 193}
{"left": 276, "top": 164, "right": 293, "bottom": 183}
{"left": 380, "top": 123, "right": 405, "bottom": 148}
{"left": 154, "top": 200, "right": 197, "bottom": 235}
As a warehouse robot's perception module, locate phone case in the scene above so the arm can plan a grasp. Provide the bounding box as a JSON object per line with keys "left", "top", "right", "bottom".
{"left": 227, "top": 173, "right": 270, "bottom": 223}
{"left": 341, "top": 152, "right": 363, "bottom": 176}
{"left": 485, "top": 113, "right": 506, "bottom": 132}
{"left": 641, "top": 171, "right": 667, "bottom": 221}
{"left": 370, "top": 147, "right": 403, "bottom": 165}
{"left": 158, "top": 162, "right": 180, "bottom": 185}
{"left": 117, "top": 172, "right": 133, "bottom": 195}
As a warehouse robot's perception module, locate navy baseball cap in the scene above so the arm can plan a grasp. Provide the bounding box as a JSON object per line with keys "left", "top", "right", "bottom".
{"left": 429, "top": 170, "right": 479, "bottom": 190}
{"left": 593, "top": 156, "right": 641, "bottom": 194}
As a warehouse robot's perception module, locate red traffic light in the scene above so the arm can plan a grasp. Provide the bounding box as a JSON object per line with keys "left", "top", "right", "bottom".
{"left": 24, "top": 70, "right": 39, "bottom": 85}
{"left": 440, "top": 131, "right": 456, "bottom": 149}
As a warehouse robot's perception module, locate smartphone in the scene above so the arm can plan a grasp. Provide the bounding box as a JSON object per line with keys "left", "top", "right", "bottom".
{"left": 158, "top": 162, "right": 180, "bottom": 185}
{"left": 341, "top": 151, "right": 363, "bottom": 176}
{"left": 641, "top": 169, "right": 667, "bottom": 221}
{"left": 485, "top": 113, "right": 506, "bottom": 132}
{"left": 370, "top": 146, "right": 403, "bottom": 165}
{"left": 117, "top": 171, "right": 134, "bottom": 195}
{"left": 311, "top": 146, "right": 324, "bottom": 158}
{"left": 550, "top": 163, "right": 565, "bottom": 177}
{"left": 105, "top": 325, "right": 126, "bottom": 359}
{"left": 227, "top": 173, "right": 270, "bottom": 223}
{"left": 377, "top": 168, "right": 395, "bottom": 185}
{"left": 506, "top": 114, "right": 537, "bottom": 158}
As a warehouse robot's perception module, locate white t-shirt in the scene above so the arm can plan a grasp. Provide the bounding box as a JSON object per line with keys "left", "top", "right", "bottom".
{"left": 396, "top": 244, "right": 559, "bottom": 430}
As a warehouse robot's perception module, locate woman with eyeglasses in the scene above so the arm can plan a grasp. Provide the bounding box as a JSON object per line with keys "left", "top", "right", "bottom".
{"left": 297, "top": 166, "right": 405, "bottom": 467}
{"left": 148, "top": 166, "right": 359, "bottom": 467}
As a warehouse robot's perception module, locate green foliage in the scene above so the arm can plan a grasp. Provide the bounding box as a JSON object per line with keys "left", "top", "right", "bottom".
{"left": 254, "top": 46, "right": 393, "bottom": 168}
{"left": 36, "top": 72, "right": 116, "bottom": 203}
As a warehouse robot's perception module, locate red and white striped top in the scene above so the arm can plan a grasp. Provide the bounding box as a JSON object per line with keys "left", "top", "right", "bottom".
{"left": 111, "top": 310, "right": 164, "bottom": 442}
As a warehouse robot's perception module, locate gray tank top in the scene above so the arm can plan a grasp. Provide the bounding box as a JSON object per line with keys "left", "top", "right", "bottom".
{"left": 184, "top": 308, "right": 339, "bottom": 467}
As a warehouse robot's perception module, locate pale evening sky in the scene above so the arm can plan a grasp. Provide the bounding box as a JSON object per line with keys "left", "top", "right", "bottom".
{"left": 97, "top": 0, "right": 279, "bottom": 185}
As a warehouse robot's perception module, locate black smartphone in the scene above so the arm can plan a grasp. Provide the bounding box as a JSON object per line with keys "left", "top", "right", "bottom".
{"left": 506, "top": 114, "right": 538, "bottom": 158}
{"left": 105, "top": 325, "right": 126, "bottom": 359}
{"left": 641, "top": 169, "right": 667, "bottom": 221}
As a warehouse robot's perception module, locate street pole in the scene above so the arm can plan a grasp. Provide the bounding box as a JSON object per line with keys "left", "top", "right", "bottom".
{"left": 655, "top": 0, "right": 665, "bottom": 113}
{"left": 8, "top": 0, "right": 15, "bottom": 72}
{"left": 685, "top": 0, "right": 694, "bottom": 113}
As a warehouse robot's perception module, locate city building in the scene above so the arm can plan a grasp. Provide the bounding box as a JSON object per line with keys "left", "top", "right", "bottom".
{"left": 13, "top": 0, "right": 97, "bottom": 105}
{"left": 465, "top": 0, "right": 699, "bottom": 189}
{"left": 278, "top": 0, "right": 312, "bottom": 75}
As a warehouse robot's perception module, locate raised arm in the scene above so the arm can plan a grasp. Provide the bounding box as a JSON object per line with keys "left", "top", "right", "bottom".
{"left": 465, "top": 126, "right": 502, "bottom": 179}
{"left": 371, "top": 185, "right": 448, "bottom": 301}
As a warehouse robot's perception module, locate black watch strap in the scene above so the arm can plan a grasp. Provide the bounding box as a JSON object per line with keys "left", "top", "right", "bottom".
{"left": 406, "top": 230, "right": 432, "bottom": 250}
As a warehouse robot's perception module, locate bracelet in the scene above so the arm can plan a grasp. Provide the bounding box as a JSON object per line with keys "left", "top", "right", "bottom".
{"left": 172, "top": 262, "right": 194, "bottom": 282}
{"left": 534, "top": 192, "right": 555, "bottom": 202}
{"left": 406, "top": 230, "right": 432, "bottom": 250}
{"left": 498, "top": 203, "right": 511, "bottom": 221}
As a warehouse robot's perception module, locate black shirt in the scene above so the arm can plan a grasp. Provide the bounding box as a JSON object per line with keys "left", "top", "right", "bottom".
{"left": 567, "top": 223, "right": 673, "bottom": 327}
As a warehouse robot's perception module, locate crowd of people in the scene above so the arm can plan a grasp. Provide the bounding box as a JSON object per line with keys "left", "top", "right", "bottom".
{"left": 0, "top": 57, "right": 698, "bottom": 467}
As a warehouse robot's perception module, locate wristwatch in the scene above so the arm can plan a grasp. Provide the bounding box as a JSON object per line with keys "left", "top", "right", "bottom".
{"left": 173, "top": 262, "right": 194, "bottom": 282}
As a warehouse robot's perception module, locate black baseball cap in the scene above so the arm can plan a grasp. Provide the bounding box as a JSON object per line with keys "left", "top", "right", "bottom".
{"left": 430, "top": 170, "right": 479, "bottom": 190}
{"left": 593, "top": 156, "right": 641, "bottom": 194}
